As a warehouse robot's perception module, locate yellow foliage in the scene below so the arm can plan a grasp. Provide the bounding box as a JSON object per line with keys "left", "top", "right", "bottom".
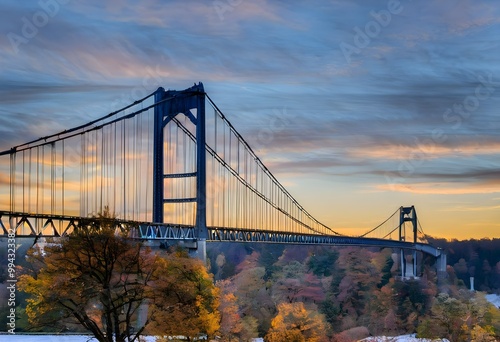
{"left": 266, "top": 302, "right": 328, "bottom": 342}
{"left": 470, "top": 324, "right": 497, "bottom": 342}
{"left": 146, "top": 252, "right": 220, "bottom": 340}
{"left": 18, "top": 225, "right": 220, "bottom": 341}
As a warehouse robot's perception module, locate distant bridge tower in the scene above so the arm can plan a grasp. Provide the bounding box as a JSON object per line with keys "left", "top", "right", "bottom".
{"left": 399, "top": 206, "right": 418, "bottom": 278}
{"left": 152, "top": 83, "right": 207, "bottom": 258}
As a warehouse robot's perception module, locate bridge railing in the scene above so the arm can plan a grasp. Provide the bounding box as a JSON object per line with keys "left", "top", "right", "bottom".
{"left": 0, "top": 211, "right": 441, "bottom": 259}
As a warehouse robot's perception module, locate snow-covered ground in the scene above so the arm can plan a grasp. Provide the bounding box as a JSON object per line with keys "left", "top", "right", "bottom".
{"left": 0, "top": 335, "right": 453, "bottom": 342}
{"left": 360, "top": 335, "right": 450, "bottom": 342}
{"left": 0, "top": 335, "right": 101, "bottom": 342}
{"left": 0, "top": 335, "right": 160, "bottom": 341}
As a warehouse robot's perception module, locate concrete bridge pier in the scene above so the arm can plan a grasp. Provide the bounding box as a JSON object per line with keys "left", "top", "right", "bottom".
{"left": 436, "top": 252, "right": 447, "bottom": 282}
{"left": 189, "top": 238, "right": 206, "bottom": 263}
{"left": 400, "top": 249, "right": 418, "bottom": 278}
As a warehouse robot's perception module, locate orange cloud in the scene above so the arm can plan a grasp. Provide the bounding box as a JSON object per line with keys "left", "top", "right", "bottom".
{"left": 439, "top": 204, "right": 500, "bottom": 212}
{"left": 350, "top": 141, "right": 500, "bottom": 160}
{"left": 375, "top": 181, "right": 500, "bottom": 195}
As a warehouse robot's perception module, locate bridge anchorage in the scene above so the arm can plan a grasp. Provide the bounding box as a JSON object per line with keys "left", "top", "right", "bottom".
{"left": 0, "top": 83, "right": 444, "bottom": 274}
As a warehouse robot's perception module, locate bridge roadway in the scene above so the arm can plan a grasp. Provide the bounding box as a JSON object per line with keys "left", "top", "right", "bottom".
{"left": 0, "top": 211, "right": 441, "bottom": 258}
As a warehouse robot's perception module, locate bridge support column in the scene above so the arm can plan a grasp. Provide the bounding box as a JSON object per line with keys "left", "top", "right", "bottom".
{"left": 401, "top": 250, "right": 419, "bottom": 278}
{"left": 195, "top": 84, "right": 208, "bottom": 242}
{"left": 152, "top": 83, "right": 207, "bottom": 261}
{"left": 436, "top": 252, "right": 447, "bottom": 284}
{"left": 399, "top": 206, "right": 418, "bottom": 278}
{"left": 153, "top": 88, "right": 165, "bottom": 223}
{"left": 400, "top": 249, "right": 406, "bottom": 277}
{"left": 189, "top": 239, "right": 207, "bottom": 264}
{"left": 413, "top": 250, "right": 417, "bottom": 277}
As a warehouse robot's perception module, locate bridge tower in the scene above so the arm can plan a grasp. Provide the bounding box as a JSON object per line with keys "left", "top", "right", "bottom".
{"left": 399, "top": 206, "right": 418, "bottom": 278}
{"left": 152, "top": 83, "right": 207, "bottom": 258}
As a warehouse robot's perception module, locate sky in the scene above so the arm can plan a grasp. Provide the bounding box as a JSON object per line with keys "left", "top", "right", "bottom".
{"left": 0, "top": 0, "right": 499, "bottom": 240}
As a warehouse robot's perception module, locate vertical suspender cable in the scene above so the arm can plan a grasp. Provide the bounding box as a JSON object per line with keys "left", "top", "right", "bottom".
{"left": 83, "top": 133, "right": 87, "bottom": 216}
{"left": 28, "top": 149, "right": 31, "bottom": 213}
{"left": 235, "top": 142, "right": 239, "bottom": 228}
{"left": 9, "top": 152, "right": 15, "bottom": 212}
{"left": 256, "top": 160, "right": 259, "bottom": 229}
{"left": 85, "top": 133, "right": 88, "bottom": 216}
{"left": 36, "top": 147, "right": 40, "bottom": 216}
{"left": 41, "top": 145, "right": 45, "bottom": 214}
{"left": 134, "top": 104, "right": 140, "bottom": 221}
{"left": 174, "top": 122, "right": 179, "bottom": 222}
{"left": 83, "top": 133, "right": 92, "bottom": 216}
{"left": 122, "top": 118, "right": 126, "bottom": 219}
{"left": 146, "top": 108, "right": 151, "bottom": 221}
{"left": 51, "top": 142, "right": 55, "bottom": 215}
{"left": 130, "top": 115, "right": 134, "bottom": 221}
{"left": 22, "top": 150, "right": 25, "bottom": 213}
{"left": 94, "top": 130, "right": 97, "bottom": 215}
{"left": 146, "top": 107, "right": 150, "bottom": 221}
{"left": 213, "top": 108, "right": 217, "bottom": 226}
{"left": 136, "top": 105, "right": 141, "bottom": 220}
{"left": 79, "top": 135, "right": 81, "bottom": 216}
{"left": 134, "top": 113, "right": 139, "bottom": 221}
{"left": 83, "top": 133, "right": 87, "bottom": 215}
{"left": 244, "top": 151, "right": 248, "bottom": 228}
{"left": 228, "top": 132, "right": 232, "bottom": 226}
{"left": 183, "top": 115, "right": 187, "bottom": 224}
{"left": 101, "top": 125, "right": 106, "bottom": 214}
{"left": 106, "top": 125, "right": 110, "bottom": 214}
{"left": 222, "top": 123, "right": 226, "bottom": 227}
{"left": 62, "top": 140, "right": 65, "bottom": 217}
{"left": 100, "top": 127, "right": 104, "bottom": 214}
{"left": 113, "top": 122, "right": 117, "bottom": 216}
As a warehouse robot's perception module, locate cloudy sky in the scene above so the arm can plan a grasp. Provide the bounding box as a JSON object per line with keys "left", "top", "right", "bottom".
{"left": 1, "top": 0, "right": 499, "bottom": 239}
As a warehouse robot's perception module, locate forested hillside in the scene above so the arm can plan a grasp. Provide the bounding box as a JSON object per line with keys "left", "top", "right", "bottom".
{"left": 207, "top": 241, "right": 500, "bottom": 341}
{"left": 426, "top": 237, "right": 500, "bottom": 292}
{"left": 2, "top": 238, "right": 499, "bottom": 341}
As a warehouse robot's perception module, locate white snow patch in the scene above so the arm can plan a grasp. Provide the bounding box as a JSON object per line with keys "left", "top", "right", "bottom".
{"left": 485, "top": 293, "right": 500, "bottom": 308}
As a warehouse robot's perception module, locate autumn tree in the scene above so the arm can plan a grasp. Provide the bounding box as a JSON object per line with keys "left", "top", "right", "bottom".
{"left": 232, "top": 251, "right": 274, "bottom": 335}
{"left": 417, "top": 291, "right": 500, "bottom": 341}
{"left": 146, "top": 248, "right": 220, "bottom": 341}
{"left": 217, "top": 279, "right": 245, "bottom": 341}
{"left": 427, "top": 292, "right": 470, "bottom": 340}
{"left": 333, "top": 247, "right": 380, "bottom": 331}
{"left": 265, "top": 302, "right": 328, "bottom": 342}
{"left": 307, "top": 248, "right": 339, "bottom": 277}
{"left": 468, "top": 324, "right": 497, "bottom": 342}
{"left": 19, "top": 211, "right": 219, "bottom": 342}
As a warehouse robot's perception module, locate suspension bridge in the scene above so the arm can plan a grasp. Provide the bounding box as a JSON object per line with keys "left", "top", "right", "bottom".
{"left": 0, "top": 83, "right": 444, "bottom": 277}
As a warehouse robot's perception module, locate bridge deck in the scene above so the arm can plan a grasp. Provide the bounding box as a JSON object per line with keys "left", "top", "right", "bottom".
{"left": 0, "top": 211, "right": 440, "bottom": 257}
